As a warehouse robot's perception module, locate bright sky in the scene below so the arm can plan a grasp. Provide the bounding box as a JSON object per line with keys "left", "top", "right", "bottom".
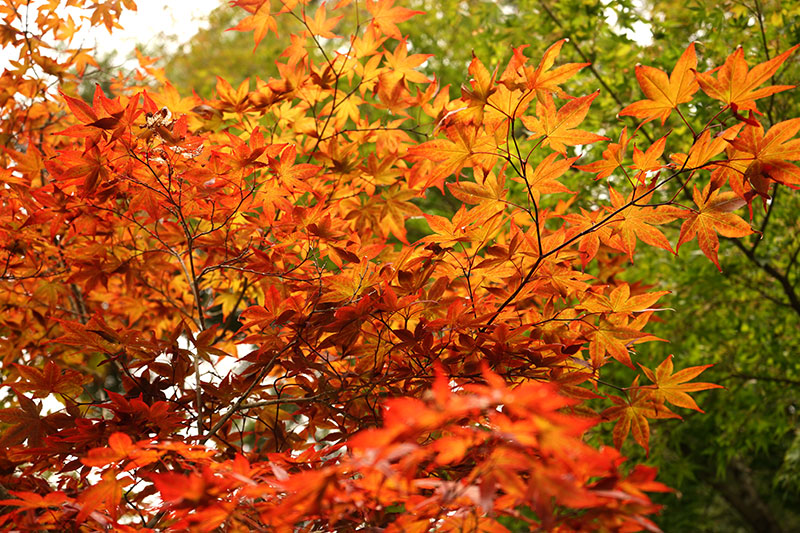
{"left": 0, "top": 0, "right": 220, "bottom": 71}
{"left": 93, "top": 0, "right": 222, "bottom": 57}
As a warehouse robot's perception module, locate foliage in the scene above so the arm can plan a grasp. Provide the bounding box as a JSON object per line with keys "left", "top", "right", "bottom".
{"left": 0, "top": 0, "right": 799, "bottom": 531}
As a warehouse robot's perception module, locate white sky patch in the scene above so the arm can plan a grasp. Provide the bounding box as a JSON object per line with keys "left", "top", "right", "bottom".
{"left": 92, "top": 0, "right": 222, "bottom": 58}
{"left": 603, "top": 2, "right": 654, "bottom": 47}
{"left": 0, "top": 0, "right": 220, "bottom": 73}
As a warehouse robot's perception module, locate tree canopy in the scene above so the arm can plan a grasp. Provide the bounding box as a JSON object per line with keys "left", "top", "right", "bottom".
{"left": 0, "top": 0, "right": 799, "bottom": 531}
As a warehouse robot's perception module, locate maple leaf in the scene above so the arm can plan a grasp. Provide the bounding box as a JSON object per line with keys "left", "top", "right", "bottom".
{"left": 228, "top": 0, "right": 277, "bottom": 50}
{"left": 382, "top": 39, "right": 432, "bottom": 87}
{"left": 11, "top": 361, "right": 90, "bottom": 398}
{"left": 422, "top": 204, "right": 502, "bottom": 247}
{"left": 4, "top": 144, "right": 45, "bottom": 179}
{"left": 366, "top": 0, "right": 423, "bottom": 40}
{"left": 268, "top": 144, "right": 318, "bottom": 194}
{"left": 521, "top": 92, "right": 608, "bottom": 155}
{"left": 518, "top": 152, "right": 576, "bottom": 203}
{"left": 631, "top": 134, "right": 668, "bottom": 182}
{"left": 694, "top": 44, "right": 799, "bottom": 112}
{"left": 606, "top": 187, "right": 681, "bottom": 261}
{"left": 0, "top": 390, "right": 49, "bottom": 447}
{"left": 303, "top": 4, "right": 343, "bottom": 39}
{"left": 55, "top": 146, "right": 109, "bottom": 196}
{"left": 586, "top": 316, "right": 657, "bottom": 369}
{"left": 603, "top": 379, "right": 680, "bottom": 454}
{"left": 583, "top": 284, "right": 669, "bottom": 316}
{"left": 447, "top": 170, "right": 507, "bottom": 206}
{"left": 459, "top": 53, "right": 497, "bottom": 124}
{"left": 639, "top": 355, "right": 723, "bottom": 412}
{"left": 619, "top": 42, "right": 699, "bottom": 124}
{"left": 379, "top": 186, "right": 422, "bottom": 244}
{"left": 499, "top": 40, "right": 589, "bottom": 96}
{"left": 60, "top": 90, "right": 98, "bottom": 123}
{"left": 727, "top": 118, "right": 800, "bottom": 189}
{"left": 76, "top": 469, "right": 133, "bottom": 523}
{"left": 576, "top": 127, "right": 630, "bottom": 180}
{"left": 82, "top": 432, "right": 163, "bottom": 470}
{"left": 671, "top": 123, "right": 744, "bottom": 170}
{"left": 215, "top": 76, "right": 251, "bottom": 113}
{"left": 677, "top": 185, "right": 753, "bottom": 271}
{"left": 407, "top": 124, "right": 496, "bottom": 190}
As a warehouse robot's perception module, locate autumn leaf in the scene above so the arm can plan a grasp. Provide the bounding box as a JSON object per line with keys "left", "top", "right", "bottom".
{"left": 382, "top": 39, "right": 432, "bottom": 85}
{"left": 303, "top": 4, "right": 343, "bottom": 39}
{"left": 0, "top": 390, "right": 47, "bottom": 447}
{"left": 228, "top": 0, "right": 278, "bottom": 50}
{"left": 422, "top": 204, "right": 502, "bottom": 247}
{"left": 521, "top": 91, "right": 608, "bottom": 154}
{"left": 82, "top": 432, "right": 163, "bottom": 470}
{"left": 366, "top": 0, "right": 423, "bottom": 40}
{"left": 631, "top": 134, "right": 668, "bottom": 182}
{"left": 0, "top": 491, "right": 70, "bottom": 512}
{"left": 671, "top": 123, "right": 744, "bottom": 170}
{"left": 603, "top": 379, "right": 680, "bottom": 454}
{"left": 60, "top": 90, "right": 98, "bottom": 123}
{"left": 606, "top": 187, "right": 681, "bottom": 260}
{"left": 519, "top": 152, "right": 576, "bottom": 203}
{"left": 268, "top": 144, "right": 319, "bottom": 194}
{"left": 407, "top": 124, "right": 497, "bottom": 189}
{"left": 459, "top": 53, "right": 497, "bottom": 124}
{"left": 379, "top": 186, "right": 423, "bottom": 244}
{"left": 11, "top": 361, "right": 90, "bottom": 398}
{"left": 639, "top": 355, "right": 723, "bottom": 412}
{"left": 620, "top": 42, "right": 699, "bottom": 124}
{"left": 447, "top": 169, "right": 507, "bottom": 206}
{"left": 583, "top": 284, "right": 669, "bottom": 316}
{"left": 586, "top": 316, "right": 657, "bottom": 369}
{"left": 694, "top": 44, "right": 799, "bottom": 112}
{"left": 499, "top": 40, "right": 589, "bottom": 96}
{"left": 576, "top": 127, "right": 630, "bottom": 180}
{"left": 677, "top": 185, "right": 753, "bottom": 271}
{"left": 75, "top": 469, "right": 133, "bottom": 523}
{"left": 727, "top": 118, "right": 800, "bottom": 188}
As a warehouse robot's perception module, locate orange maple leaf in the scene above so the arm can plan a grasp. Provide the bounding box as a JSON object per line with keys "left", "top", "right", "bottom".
{"left": 583, "top": 284, "right": 669, "bottom": 316}
{"left": 521, "top": 91, "right": 608, "bottom": 155}
{"left": 677, "top": 185, "right": 753, "bottom": 271}
{"left": 379, "top": 186, "right": 422, "bottom": 244}
{"left": 639, "top": 355, "right": 723, "bottom": 412}
{"left": 728, "top": 118, "right": 800, "bottom": 189}
{"left": 382, "top": 39, "right": 432, "bottom": 85}
{"left": 603, "top": 379, "right": 680, "bottom": 455}
{"left": 499, "top": 40, "right": 588, "bottom": 97}
{"left": 694, "top": 44, "right": 799, "bottom": 112}
{"left": 228, "top": 0, "right": 277, "bottom": 50}
{"left": 407, "top": 125, "right": 497, "bottom": 189}
{"left": 303, "top": 4, "right": 343, "bottom": 39}
{"left": 586, "top": 314, "right": 658, "bottom": 369}
{"left": 366, "top": 0, "right": 423, "bottom": 40}
{"left": 459, "top": 53, "right": 497, "bottom": 124}
{"left": 606, "top": 187, "right": 681, "bottom": 260}
{"left": 619, "top": 42, "right": 698, "bottom": 125}
{"left": 631, "top": 134, "right": 667, "bottom": 182}
{"left": 576, "top": 126, "right": 630, "bottom": 180}
{"left": 671, "top": 123, "right": 744, "bottom": 170}
{"left": 520, "top": 152, "right": 576, "bottom": 203}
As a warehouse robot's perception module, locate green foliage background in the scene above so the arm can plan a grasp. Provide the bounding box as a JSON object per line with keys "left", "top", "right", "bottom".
{"left": 129, "top": 1, "right": 800, "bottom": 530}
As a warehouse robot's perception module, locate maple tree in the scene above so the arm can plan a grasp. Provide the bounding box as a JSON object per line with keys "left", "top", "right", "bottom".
{"left": 0, "top": 0, "right": 799, "bottom": 531}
